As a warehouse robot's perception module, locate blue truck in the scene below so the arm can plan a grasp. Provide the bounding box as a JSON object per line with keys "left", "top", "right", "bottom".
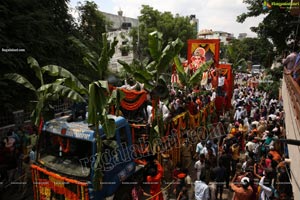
{"left": 31, "top": 114, "right": 144, "bottom": 200}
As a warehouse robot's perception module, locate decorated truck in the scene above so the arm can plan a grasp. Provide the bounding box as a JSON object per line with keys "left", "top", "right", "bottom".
{"left": 31, "top": 114, "right": 142, "bottom": 200}
{"left": 30, "top": 37, "right": 232, "bottom": 200}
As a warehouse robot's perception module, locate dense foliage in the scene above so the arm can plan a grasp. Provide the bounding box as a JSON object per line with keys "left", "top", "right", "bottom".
{"left": 237, "top": 0, "right": 300, "bottom": 52}
{"left": 0, "top": 0, "right": 82, "bottom": 111}
{"left": 225, "top": 38, "right": 274, "bottom": 70}
{"left": 0, "top": 0, "right": 113, "bottom": 112}
{"left": 130, "top": 5, "right": 197, "bottom": 60}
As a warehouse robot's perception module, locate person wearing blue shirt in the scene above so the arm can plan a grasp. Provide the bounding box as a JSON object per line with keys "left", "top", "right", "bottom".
{"left": 29, "top": 146, "right": 36, "bottom": 163}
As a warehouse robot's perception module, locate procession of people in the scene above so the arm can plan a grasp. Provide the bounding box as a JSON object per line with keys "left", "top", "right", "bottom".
{"left": 139, "top": 67, "right": 292, "bottom": 200}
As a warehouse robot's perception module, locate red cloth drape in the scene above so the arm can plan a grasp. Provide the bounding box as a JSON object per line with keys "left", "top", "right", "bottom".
{"left": 120, "top": 89, "right": 148, "bottom": 111}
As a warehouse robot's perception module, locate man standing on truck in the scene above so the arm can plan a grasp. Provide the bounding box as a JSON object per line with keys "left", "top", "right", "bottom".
{"left": 146, "top": 158, "right": 164, "bottom": 200}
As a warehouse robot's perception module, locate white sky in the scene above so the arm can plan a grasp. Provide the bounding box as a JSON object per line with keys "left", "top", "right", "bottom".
{"left": 69, "top": 0, "right": 266, "bottom": 38}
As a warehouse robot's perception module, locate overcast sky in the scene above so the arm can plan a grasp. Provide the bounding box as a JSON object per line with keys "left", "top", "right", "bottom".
{"left": 69, "top": 0, "right": 266, "bottom": 38}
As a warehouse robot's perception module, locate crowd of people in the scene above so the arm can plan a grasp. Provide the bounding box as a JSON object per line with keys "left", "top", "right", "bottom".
{"left": 0, "top": 62, "right": 294, "bottom": 200}
{"left": 146, "top": 72, "right": 293, "bottom": 200}
{"left": 0, "top": 125, "right": 36, "bottom": 196}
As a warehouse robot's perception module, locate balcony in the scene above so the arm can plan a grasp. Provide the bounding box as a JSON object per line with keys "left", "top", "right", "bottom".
{"left": 282, "top": 73, "right": 300, "bottom": 200}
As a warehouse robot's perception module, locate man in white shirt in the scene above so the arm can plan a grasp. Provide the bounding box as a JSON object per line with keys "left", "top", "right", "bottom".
{"left": 268, "top": 113, "right": 277, "bottom": 121}
{"left": 201, "top": 140, "right": 216, "bottom": 156}
{"left": 258, "top": 176, "right": 273, "bottom": 200}
{"left": 194, "top": 174, "right": 210, "bottom": 200}
{"left": 195, "top": 141, "right": 205, "bottom": 158}
{"left": 234, "top": 107, "right": 244, "bottom": 121}
{"left": 245, "top": 137, "right": 259, "bottom": 156}
{"left": 194, "top": 153, "right": 206, "bottom": 181}
{"left": 147, "top": 101, "right": 170, "bottom": 124}
{"left": 232, "top": 99, "right": 238, "bottom": 110}
{"left": 211, "top": 89, "right": 216, "bottom": 101}
{"left": 217, "top": 74, "right": 225, "bottom": 96}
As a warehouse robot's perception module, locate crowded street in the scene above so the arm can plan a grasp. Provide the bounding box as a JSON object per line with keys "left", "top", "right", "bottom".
{"left": 1, "top": 0, "right": 300, "bottom": 200}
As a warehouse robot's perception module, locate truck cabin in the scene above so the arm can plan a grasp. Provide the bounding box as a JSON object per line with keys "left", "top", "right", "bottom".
{"left": 35, "top": 114, "right": 136, "bottom": 198}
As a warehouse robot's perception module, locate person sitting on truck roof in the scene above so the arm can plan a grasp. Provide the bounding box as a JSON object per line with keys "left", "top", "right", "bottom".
{"left": 120, "top": 77, "right": 144, "bottom": 91}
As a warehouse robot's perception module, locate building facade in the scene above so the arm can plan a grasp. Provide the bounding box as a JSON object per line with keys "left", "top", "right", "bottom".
{"left": 102, "top": 11, "right": 139, "bottom": 73}
{"left": 198, "top": 29, "right": 235, "bottom": 45}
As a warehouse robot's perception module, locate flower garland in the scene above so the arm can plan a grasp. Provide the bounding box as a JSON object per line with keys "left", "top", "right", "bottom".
{"left": 58, "top": 137, "right": 70, "bottom": 153}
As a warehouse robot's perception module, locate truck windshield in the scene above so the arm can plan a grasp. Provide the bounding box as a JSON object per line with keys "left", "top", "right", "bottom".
{"left": 38, "top": 131, "right": 93, "bottom": 178}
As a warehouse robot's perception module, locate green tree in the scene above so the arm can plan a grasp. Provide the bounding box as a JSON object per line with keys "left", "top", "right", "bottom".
{"left": 237, "top": 0, "right": 299, "bottom": 52}
{"left": 241, "top": 37, "right": 274, "bottom": 67}
{"left": 0, "top": 0, "right": 83, "bottom": 112}
{"left": 225, "top": 38, "right": 274, "bottom": 71}
{"left": 225, "top": 40, "right": 248, "bottom": 71}
{"left": 130, "top": 5, "right": 197, "bottom": 60}
{"left": 76, "top": 1, "right": 112, "bottom": 53}
{"left": 258, "top": 66, "right": 283, "bottom": 99}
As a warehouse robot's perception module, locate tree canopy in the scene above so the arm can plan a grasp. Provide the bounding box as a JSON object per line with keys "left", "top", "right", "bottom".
{"left": 130, "top": 5, "right": 197, "bottom": 60}
{"left": 76, "top": 1, "right": 111, "bottom": 53}
{"left": 225, "top": 37, "right": 274, "bottom": 70}
{"left": 237, "top": 0, "right": 300, "bottom": 52}
{"left": 0, "top": 0, "right": 111, "bottom": 112}
{"left": 0, "top": 0, "right": 84, "bottom": 111}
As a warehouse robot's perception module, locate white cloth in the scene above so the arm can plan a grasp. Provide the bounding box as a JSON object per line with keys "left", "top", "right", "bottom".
{"left": 195, "top": 142, "right": 204, "bottom": 153}
{"left": 218, "top": 76, "right": 225, "bottom": 87}
{"left": 250, "top": 108, "right": 256, "bottom": 119}
{"left": 234, "top": 109, "right": 244, "bottom": 121}
{"left": 211, "top": 91, "right": 216, "bottom": 101}
{"left": 146, "top": 101, "right": 170, "bottom": 123}
{"left": 259, "top": 176, "right": 273, "bottom": 200}
{"left": 245, "top": 141, "right": 257, "bottom": 153}
{"left": 194, "top": 160, "right": 205, "bottom": 181}
{"left": 195, "top": 180, "right": 210, "bottom": 200}
{"left": 268, "top": 114, "right": 277, "bottom": 121}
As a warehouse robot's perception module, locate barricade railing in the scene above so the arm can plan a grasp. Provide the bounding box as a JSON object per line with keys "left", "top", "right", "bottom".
{"left": 284, "top": 74, "right": 300, "bottom": 128}
{"left": 0, "top": 99, "right": 73, "bottom": 137}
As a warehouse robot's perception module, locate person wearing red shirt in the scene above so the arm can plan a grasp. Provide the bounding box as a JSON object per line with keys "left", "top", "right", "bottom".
{"left": 187, "top": 96, "right": 198, "bottom": 115}
{"left": 147, "top": 160, "right": 164, "bottom": 200}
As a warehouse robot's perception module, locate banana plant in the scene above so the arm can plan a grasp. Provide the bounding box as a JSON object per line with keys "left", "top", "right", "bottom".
{"left": 174, "top": 56, "right": 213, "bottom": 95}
{"left": 88, "top": 80, "right": 117, "bottom": 190}
{"left": 69, "top": 33, "right": 118, "bottom": 82}
{"left": 71, "top": 33, "right": 124, "bottom": 190}
{"left": 4, "top": 56, "right": 87, "bottom": 128}
{"left": 118, "top": 31, "right": 184, "bottom": 141}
